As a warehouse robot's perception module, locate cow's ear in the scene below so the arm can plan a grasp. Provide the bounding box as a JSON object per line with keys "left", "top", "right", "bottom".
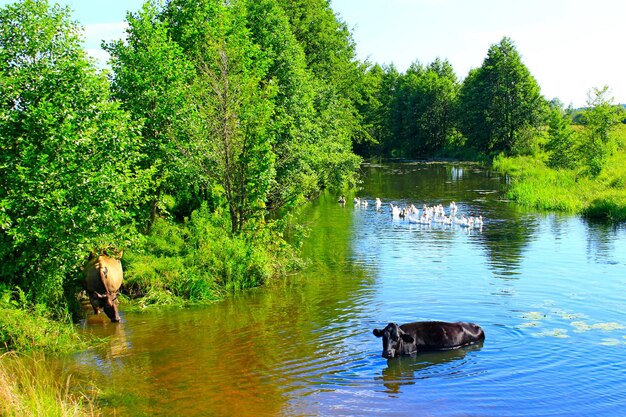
{"left": 373, "top": 329, "right": 383, "bottom": 337}
{"left": 401, "top": 333, "right": 414, "bottom": 343}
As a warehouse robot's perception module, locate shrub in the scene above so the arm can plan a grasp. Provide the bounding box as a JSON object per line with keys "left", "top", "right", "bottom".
{"left": 0, "top": 301, "right": 86, "bottom": 354}
{"left": 123, "top": 204, "right": 300, "bottom": 307}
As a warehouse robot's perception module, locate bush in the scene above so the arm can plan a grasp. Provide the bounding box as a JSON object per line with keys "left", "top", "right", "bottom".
{"left": 0, "top": 1, "right": 150, "bottom": 316}
{"left": 123, "top": 204, "right": 301, "bottom": 307}
{"left": 583, "top": 193, "right": 626, "bottom": 221}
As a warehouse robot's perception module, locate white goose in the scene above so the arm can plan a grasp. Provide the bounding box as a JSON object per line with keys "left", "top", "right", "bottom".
{"left": 457, "top": 214, "right": 470, "bottom": 228}
{"left": 390, "top": 204, "right": 401, "bottom": 218}
{"left": 473, "top": 215, "right": 484, "bottom": 228}
{"left": 418, "top": 212, "right": 431, "bottom": 225}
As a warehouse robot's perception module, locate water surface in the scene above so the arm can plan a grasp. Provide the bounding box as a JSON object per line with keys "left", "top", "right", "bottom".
{"left": 74, "top": 162, "right": 626, "bottom": 416}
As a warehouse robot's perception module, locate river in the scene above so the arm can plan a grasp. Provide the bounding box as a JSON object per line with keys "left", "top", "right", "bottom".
{"left": 71, "top": 162, "right": 626, "bottom": 416}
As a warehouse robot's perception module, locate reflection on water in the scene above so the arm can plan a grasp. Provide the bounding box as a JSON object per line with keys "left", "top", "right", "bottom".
{"left": 585, "top": 220, "right": 623, "bottom": 264}
{"left": 378, "top": 343, "right": 484, "bottom": 395}
{"left": 64, "top": 162, "right": 626, "bottom": 416}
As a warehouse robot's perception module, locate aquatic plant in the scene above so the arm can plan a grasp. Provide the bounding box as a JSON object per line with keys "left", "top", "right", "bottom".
{"left": 0, "top": 287, "right": 88, "bottom": 353}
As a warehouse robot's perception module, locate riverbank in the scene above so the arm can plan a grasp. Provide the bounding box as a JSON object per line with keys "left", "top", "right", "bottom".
{"left": 121, "top": 207, "right": 305, "bottom": 308}
{"left": 491, "top": 125, "right": 626, "bottom": 222}
{"left": 0, "top": 352, "right": 100, "bottom": 417}
{"left": 0, "top": 209, "right": 303, "bottom": 416}
{"left": 0, "top": 298, "right": 101, "bottom": 415}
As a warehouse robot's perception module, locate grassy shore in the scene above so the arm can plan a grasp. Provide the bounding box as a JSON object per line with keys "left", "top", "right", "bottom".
{"left": 0, "top": 306, "right": 89, "bottom": 354}
{"left": 492, "top": 124, "right": 626, "bottom": 222}
{"left": 0, "top": 352, "right": 99, "bottom": 417}
{"left": 0, "top": 300, "right": 101, "bottom": 416}
{"left": 121, "top": 206, "right": 303, "bottom": 309}
{"left": 0, "top": 206, "right": 303, "bottom": 416}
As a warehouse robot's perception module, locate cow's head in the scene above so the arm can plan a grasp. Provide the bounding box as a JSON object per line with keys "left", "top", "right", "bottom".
{"left": 373, "top": 323, "right": 414, "bottom": 358}
{"left": 95, "top": 290, "right": 120, "bottom": 322}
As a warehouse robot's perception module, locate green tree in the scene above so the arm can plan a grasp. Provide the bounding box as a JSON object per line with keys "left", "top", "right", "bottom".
{"left": 177, "top": 1, "right": 276, "bottom": 235}
{"left": 351, "top": 62, "right": 385, "bottom": 156}
{"left": 545, "top": 105, "right": 578, "bottom": 170}
{"left": 278, "top": 0, "right": 358, "bottom": 93}
{"left": 277, "top": 0, "right": 362, "bottom": 177}
{"left": 371, "top": 59, "right": 459, "bottom": 158}
{"left": 375, "top": 64, "right": 401, "bottom": 156}
{"left": 245, "top": 0, "right": 327, "bottom": 214}
{"left": 397, "top": 61, "right": 425, "bottom": 155}
{"left": 0, "top": 0, "right": 149, "bottom": 310}
{"left": 378, "top": 64, "right": 402, "bottom": 156}
{"left": 415, "top": 59, "right": 460, "bottom": 155}
{"left": 160, "top": 0, "right": 359, "bottom": 216}
{"left": 580, "top": 86, "right": 622, "bottom": 176}
{"left": 458, "top": 37, "right": 546, "bottom": 154}
{"left": 105, "top": 1, "right": 196, "bottom": 228}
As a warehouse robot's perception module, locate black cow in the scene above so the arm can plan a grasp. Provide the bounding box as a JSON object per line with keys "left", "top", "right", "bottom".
{"left": 373, "top": 321, "right": 485, "bottom": 358}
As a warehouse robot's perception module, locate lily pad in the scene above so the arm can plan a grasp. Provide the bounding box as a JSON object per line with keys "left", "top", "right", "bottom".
{"left": 598, "top": 338, "right": 623, "bottom": 346}
{"left": 592, "top": 322, "right": 625, "bottom": 331}
{"left": 522, "top": 311, "right": 548, "bottom": 320}
{"left": 571, "top": 321, "right": 592, "bottom": 332}
{"left": 557, "top": 312, "right": 587, "bottom": 320}
{"left": 571, "top": 321, "right": 624, "bottom": 332}
{"left": 534, "top": 328, "right": 569, "bottom": 339}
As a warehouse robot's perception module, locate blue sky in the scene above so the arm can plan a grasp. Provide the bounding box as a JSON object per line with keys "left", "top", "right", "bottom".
{"left": 332, "top": 0, "right": 626, "bottom": 107}
{"left": 2, "top": 0, "right": 624, "bottom": 107}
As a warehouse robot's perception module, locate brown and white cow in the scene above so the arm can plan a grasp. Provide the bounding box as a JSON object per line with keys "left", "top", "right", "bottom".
{"left": 83, "top": 255, "right": 123, "bottom": 322}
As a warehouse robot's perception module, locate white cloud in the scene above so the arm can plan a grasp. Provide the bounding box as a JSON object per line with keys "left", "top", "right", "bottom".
{"left": 85, "top": 48, "right": 112, "bottom": 67}
{"left": 81, "top": 22, "right": 127, "bottom": 68}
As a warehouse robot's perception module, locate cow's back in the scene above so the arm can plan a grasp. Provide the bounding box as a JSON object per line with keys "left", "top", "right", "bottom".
{"left": 84, "top": 255, "right": 123, "bottom": 293}
{"left": 400, "top": 321, "right": 483, "bottom": 350}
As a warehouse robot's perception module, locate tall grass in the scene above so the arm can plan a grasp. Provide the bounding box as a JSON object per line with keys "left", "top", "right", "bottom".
{"left": 1, "top": 289, "right": 88, "bottom": 353}
{"left": 492, "top": 127, "right": 626, "bottom": 222}
{"left": 123, "top": 204, "right": 302, "bottom": 308}
{"left": 0, "top": 352, "right": 99, "bottom": 417}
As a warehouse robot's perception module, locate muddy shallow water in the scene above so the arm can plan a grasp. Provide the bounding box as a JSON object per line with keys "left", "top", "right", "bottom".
{"left": 71, "top": 162, "right": 626, "bottom": 416}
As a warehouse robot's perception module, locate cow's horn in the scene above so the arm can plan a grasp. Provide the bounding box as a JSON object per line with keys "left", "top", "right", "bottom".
{"left": 94, "top": 291, "right": 107, "bottom": 299}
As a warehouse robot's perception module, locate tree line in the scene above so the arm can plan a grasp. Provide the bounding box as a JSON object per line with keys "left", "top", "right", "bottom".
{"left": 355, "top": 38, "right": 624, "bottom": 164}
{"left": 0, "top": 0, "right": 362, "bottom": 315}
{"left": 1, "top": 0, "right": 624, "bottom": 319}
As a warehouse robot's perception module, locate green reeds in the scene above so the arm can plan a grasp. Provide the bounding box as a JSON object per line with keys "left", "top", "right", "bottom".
{"left": 123, "top": 205, "right": 300, "bottom": 308}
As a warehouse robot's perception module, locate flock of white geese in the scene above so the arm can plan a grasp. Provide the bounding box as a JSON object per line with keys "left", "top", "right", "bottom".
{"left": 342, "top": 196, "right": 484, "bottom": 229}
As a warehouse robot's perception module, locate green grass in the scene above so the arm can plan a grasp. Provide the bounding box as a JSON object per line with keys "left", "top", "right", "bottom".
{"left": 0, "top": 352, "right": 100, "bottom": 417}
{"left": 0, "top": 305, "right": 89, "bottom": 354}
{"left": 0, "top": 285, "right": 104, "bottom": 354}
{"left": 122, "top": 204, "right": 302, "bottom": 309}
{"left": 492, "top": 124, "right": 626, "bottom": 221}
{"left": 1, "top": 204, "right": 302, "bottom": 354}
